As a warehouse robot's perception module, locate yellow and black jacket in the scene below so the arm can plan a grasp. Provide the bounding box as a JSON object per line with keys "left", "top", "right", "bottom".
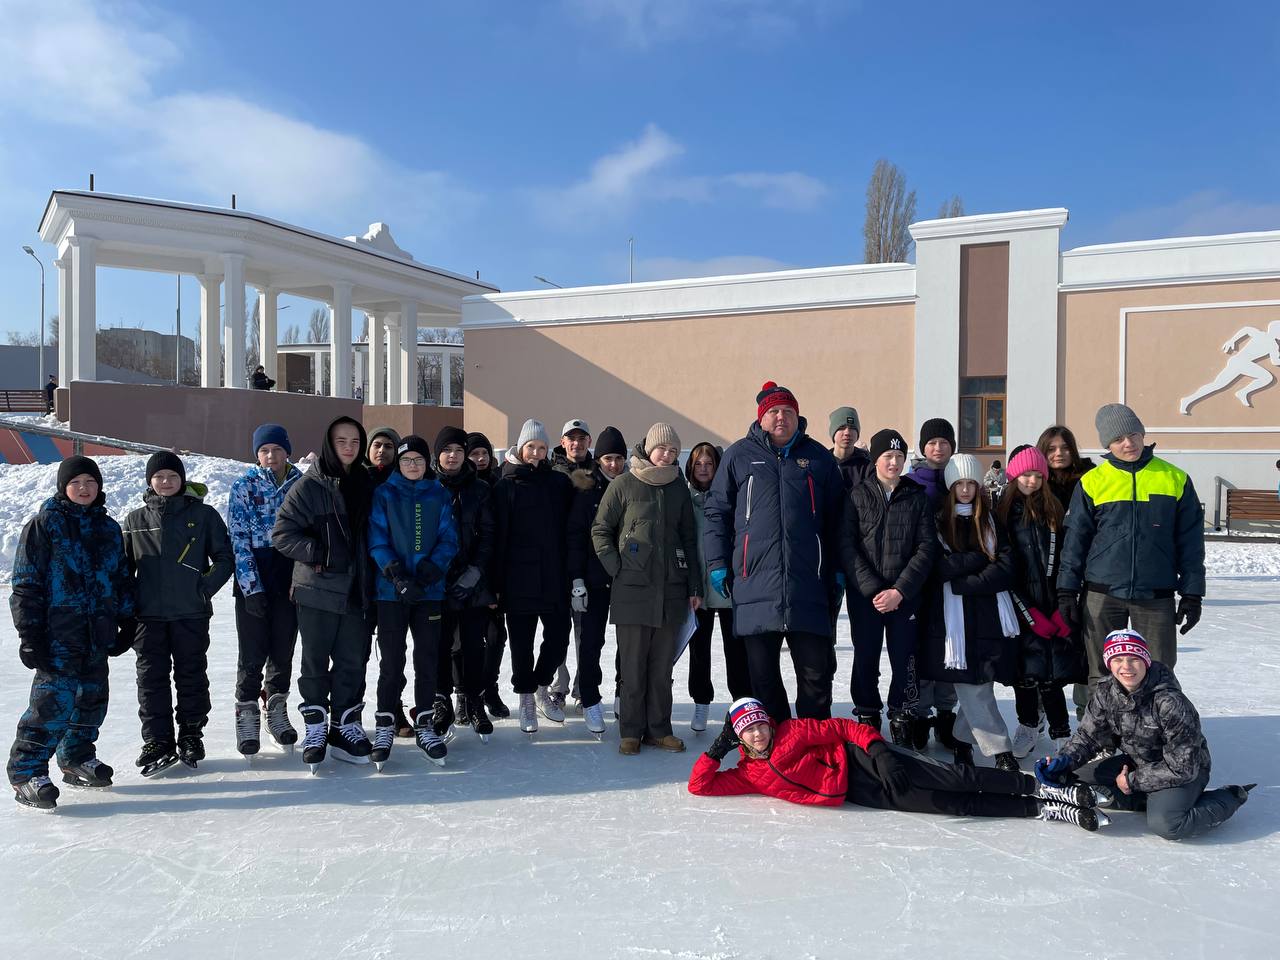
{"left": 1058, "top": 447, "right": 1205, "bottom": 601}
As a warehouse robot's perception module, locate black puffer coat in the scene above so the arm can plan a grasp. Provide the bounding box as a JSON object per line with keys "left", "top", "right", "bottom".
{"left": 918, "top": 519, "right": 1018, "bottom": 686}
{"left": 491, "top": 456, "right": 574, "bottom": 614}
{"left": 567, "top": 465, "right": 613, "bottom": 589}
{"left": 840, "top": 475, "right": 938, "bottom": 601}
{"left": 438, "top": 460, "right": 496, "bottom": 610}
{"left": 835, "top": 447, "right": 874, "bottom": 491}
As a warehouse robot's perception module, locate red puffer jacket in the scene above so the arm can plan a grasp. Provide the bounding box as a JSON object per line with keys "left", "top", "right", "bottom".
{"left": 687, "top": 717, "right": 883, "bottom": 807}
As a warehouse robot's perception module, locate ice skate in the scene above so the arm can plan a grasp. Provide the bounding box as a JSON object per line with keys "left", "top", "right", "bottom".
{"left": 889, "top": 714, "right": 912, "bottom": 748}
{"left": 13, "top": 775, "right": 59, "bottom": 811}
{"left": 371, "top": 712, "right": 396, "bottom": 772}
{"left": 932, "top": 709, "right": 962, "bottom": 750}
{"left": 584, "top": 702, "right": 606, "bottom": 740}
{"left": 137, "top": 741, "right": 180, "bottom": 778}
{"left": 483, "top": 687, "right": 510, "bottom": 720}
{"left": 953, "top": 743, "right": 975, "bottom": 767}
{"left": 994, "top": 751, "right": 1020, "bottom": 773}
{"left": 300, "top": 704, "right": 328, "bottom": 773}
{"left": 430, "top": 695, "right": 456, "bottom": 744}
{"left": 1036, "top": 780, "right": 1097, "bottom": 809}
{"left": 537, "top": 686, "right": 565, "bottom": 724}
{"left": 691, "top": 703, "right": 710, "bottom": 734}
{"left": 264, "top": 692, "right": 298, "bottom": 751}
{"left": 1011, "top": 720, "right": 1043, "bottom": 759}
{"left": 415, "top": 711, "right": 448, "bottom": 766}
{"left": 328, "top": 703, "right": 372, "bottom": 765}
{"left": 1039, "top": 800, "right": 1109, "bottom": 832}
{"left": 60, "top": 758, "right": 113, "bottom": 789}
{"left": 468, "top": 696, "right": 493, "bottom": 742}
{"left": 454, "top": 694, "right": 472, "bottom": 728}
{"left": 856, "top": 711, "right": 882, "bottom": 733}
{"left": 177, "top": 734, "right": 205, "bottom": 770}
{"left": 519, "top": 692, "right": 538, "bottom": 734}
{"left": 235, "top": 700, "right": 261, "bottom": 757}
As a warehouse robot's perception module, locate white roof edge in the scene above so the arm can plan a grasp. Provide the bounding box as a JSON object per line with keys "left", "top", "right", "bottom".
{"left": 1064, "top": 229, "right": 1280, "bottom": 255}
{"left": 40, "top": 189, "right": 499, "bottom": 292}
{"left": 909, "top": 207, "right": 1069, "bottom": 241}
{"left": 461, "top": 261, "right": 914, "bottom": 305}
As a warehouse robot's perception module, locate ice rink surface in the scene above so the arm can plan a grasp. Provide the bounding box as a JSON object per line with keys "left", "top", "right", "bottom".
{"left": 0, "top": 573, "right": 1276, "bottom": 958}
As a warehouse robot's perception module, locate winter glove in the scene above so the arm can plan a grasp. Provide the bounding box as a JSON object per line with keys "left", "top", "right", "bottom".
{"left": 17, "top": 634, "right": 50, "bottom": 671}
{"left": 414, "top": 557, "right": 444, "bottom": 587}
{"left": 570, "top": 579, "right": 588, "bottom": 613}
{"left": 448, "top": 565, "right": 483, "bottom": 602}
{"left": 243, "top": 592, "right": 270, "bottom": 619}
{"left": 866, "top": 740, "right": 911, "bottom": 795}
{"left": 110, "top": 618, "right": 138, "bottom": 657}
{"left": 1050, "top": 609, "right": 1073, "bottom": 639}
{"left": 705, "top": 714, "right": 739, "bottom": 762}
{"left": 1027, "top": 607, "right": 1057, "bottom": 640}
{"left": 386, "top": 562, "right": 424, "bottom": 603}
{"left": 1176, "top": 594, "right": 1202, "bottom": 635}
{"left": 709, "top": 567, "right": 731, "bottom": 600}
{"left": 1035, "top": 754, "right": 1071, "bottom": 786}
{"left": 1056, "top": 590, "right": 1081, "bottom": 630}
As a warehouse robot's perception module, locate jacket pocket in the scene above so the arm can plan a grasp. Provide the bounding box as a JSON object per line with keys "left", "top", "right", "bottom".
{"left": 745, "top": 475, "right": 755, "bottom": 523}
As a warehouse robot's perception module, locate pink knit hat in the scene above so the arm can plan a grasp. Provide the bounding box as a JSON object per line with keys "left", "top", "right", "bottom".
{"left": 1007, "top": 445, "right": 1049, "bottom": 480}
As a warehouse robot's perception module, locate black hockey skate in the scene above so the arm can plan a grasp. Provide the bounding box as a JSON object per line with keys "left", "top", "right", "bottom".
{"left": 994, "top": 752, "right": 1020, "bottom": 773}
{"left": 415, "top": 709, "right": 448, "bottom": 766}
{"left": 371, "top": 712, "right": 395, "bottom": 772}
{"left": 430, "top": 695, "right": 456, "bottom": 743}
{"left": 60, "top": 758, "right": 113, "bottom": 788}
{"left": 235, "top": 700, "right": 261, "bottom": 756}
{"left": 137, "top": 741, "right": 180, "bottom": 778}
{"left": 177, "top": 734, "right": 205, "bottom": 770}
{"left": 14, "top": 775, "right": 59, "bottom": 810}
{"left": 328, "top": 703, "right": 372, "bottom": 765}
{"left": 1039, "top": 800, "right": 1109, "bottom": 832}
{"left": 300, "top": 705, "right": 328, "bottom": 773}
{"left": 263, "top": 692, "right": 297, "bottom": 749}
{"left": 468, "top": 695, "right": 493, "bottom": 741}
{"left": 483, "top": 687, "right": 511, "bottom": 720}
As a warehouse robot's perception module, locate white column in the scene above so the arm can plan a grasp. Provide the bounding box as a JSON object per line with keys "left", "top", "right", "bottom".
{"left": 1006, "top": 228, "right": 1065, "bottom": 446}
{"left": 260, "top": 286, "right": 278, "bottom": 388}
{"left": 397, "top": 300, "right": 417, "bottom": 404}
{"left": 353, "top": 343, "right": 366, "bottom": 400}
{"left": 330, "top": 281, "right": 353, "bottom": 398}
{"left": 54, "top": 255, "right": 73, "bottom": 388}
{"left": 368, "top": 312, "right": 385, "bottom": 404}
{"left": 440, "top": 349, "right": 452, "bottom": 407}
{"left": 198, "top": 273, "right": 221, "bottom": 387}
{"left": 386, "top": 314, "right": 402, "bottom": 406}
{"left": 222, "top": 254, "right": 247, "bottom": 388}
{"left": 68, "top": 236, "right": 97, "bottom": 381}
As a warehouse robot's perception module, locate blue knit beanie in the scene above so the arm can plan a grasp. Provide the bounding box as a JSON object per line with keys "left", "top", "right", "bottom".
{"left": 252, "top": 423, "right": 291, "bottom": 457}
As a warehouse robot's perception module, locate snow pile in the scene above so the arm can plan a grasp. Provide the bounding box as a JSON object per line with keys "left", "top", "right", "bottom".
{"left": 1202, "top": 541, "right": 1280, "bottom": 577}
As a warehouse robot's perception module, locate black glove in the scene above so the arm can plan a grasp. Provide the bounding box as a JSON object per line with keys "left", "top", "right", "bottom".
{"left": 386, "top": 562, "right": 424, "bottom": 602}
{"left": 243, "top": 592, "right": 270, "bottom": 619}
{"left": 448, "top": 565, "right": 483, "bottom": 601}
{"left": 18, "top": 635, "right": 50, "bottom": 671}
{"left": 415, "top": 557, "right": 444, "bottom": 587}
{"left": 1057, "top": 590, "right": 1081, "bottom": 630}
{"left": 110, "top": 619, "right": 138, "bottom": 657}
{"left": 1176, "top": 594, "right": 1202, "bottom": 635}
{"left": 867, "top": 740, "right": 911, "bottom": 795}
{"left": 705, "top": 714, "right": 740, "bottom": 762}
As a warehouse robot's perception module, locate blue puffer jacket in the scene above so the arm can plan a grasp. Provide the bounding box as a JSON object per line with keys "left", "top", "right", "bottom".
{"left": 228, "top": 463, "right": 302, "bottom": 597}
{"left": 703, "top": 419, "right": 844, "bottom": 637}
{"left": 369, "top": 471, "right": 459, "bottom": 602}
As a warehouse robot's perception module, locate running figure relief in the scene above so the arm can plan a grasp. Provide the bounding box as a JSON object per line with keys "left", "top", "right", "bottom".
{"left": 1179, "top": 319, "right": 1280, "bottom": 414}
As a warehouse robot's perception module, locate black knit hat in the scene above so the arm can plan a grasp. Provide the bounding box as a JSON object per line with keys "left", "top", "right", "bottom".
{"left": 869, "top": 429, "right": 908, "bottom": 463}
{"left": 918, "top": 418, "right": 956, "bottom": 451}
{"left": 465, "top": 432, "right": 493, "bottom": 456}
{"left": 434, "top": 425, "right": 468, "bottom": 455}
{"left": 57, "top": 454, "right": 103, "bottom": 495}
{"left": 146, "top": 450, "right": 186, "bottom": 487}
{"left": 396, "top": 435, "right": 431, "bottom": 464}
{"left": 594, "top": 425, "right": 627, "bottom": 458}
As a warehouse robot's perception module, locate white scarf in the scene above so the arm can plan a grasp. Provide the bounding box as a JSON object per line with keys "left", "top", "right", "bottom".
{"left": 941, "top": 524, "right": 1021, "bottom": 670}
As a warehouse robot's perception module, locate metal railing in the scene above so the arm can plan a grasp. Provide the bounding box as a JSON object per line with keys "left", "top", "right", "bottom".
{"left": 0, "top": 414, "right": 177, "bottom": 457}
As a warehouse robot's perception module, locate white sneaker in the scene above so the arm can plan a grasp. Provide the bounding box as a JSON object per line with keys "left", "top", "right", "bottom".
{"left": 537, "top": 686, "right": 565, "bottom": 724}
{"left": 1011, "top": 722, "right": 1042, "bottom": 759}
{"left": 613, "top": 696, "right": 621, "bottom": 719}
{"left": 691, "top": 703, "right": 710, "bottom": 733}
{"left": 519, "top": 693, "right": 538, "bottom": 733}
{"left": 584, "top": 703, "right": 606, "bottom": 734}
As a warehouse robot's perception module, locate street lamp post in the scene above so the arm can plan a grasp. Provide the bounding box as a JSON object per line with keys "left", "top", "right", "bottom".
{"left": 21, "top": 245, "right": 45, "bottom": 391}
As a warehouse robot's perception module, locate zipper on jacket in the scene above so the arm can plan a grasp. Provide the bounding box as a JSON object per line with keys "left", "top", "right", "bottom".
{"left": 767, "top": 758, "right": 844, "bottom": 799}
{"left": 745, "top": 475, "right": 754, "bottom": 522}
{"left": 1129, "top": 469, "right": 1138, "bottom": 591}
{"left": 807, "top": 475, "right": 816, "bottom": 515}
{"left": 815, "top": 534, "right": 823, "bottom": 581}
{"left": 742, "top": 533, "right": 749, "bottom": 578}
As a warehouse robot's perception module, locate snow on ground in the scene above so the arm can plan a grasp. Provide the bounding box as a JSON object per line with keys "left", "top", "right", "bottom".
{"left": 0, "top": 458, "right": 1277, "bottom": 958}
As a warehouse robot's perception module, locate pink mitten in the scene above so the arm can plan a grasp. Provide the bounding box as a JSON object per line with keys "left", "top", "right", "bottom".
{"left": 1050, "top": 609, "right": 1073, "bottom": 638}
{"left": 1028, "top": 608, "right": 1057, "bottom": 639}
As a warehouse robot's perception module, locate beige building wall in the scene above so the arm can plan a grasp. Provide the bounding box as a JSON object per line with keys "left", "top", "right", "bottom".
{"left": 1060, "top": 279, "right": 1280, "bottom": 450}
{"left": 464, "top": 302, "right": 915, "bottom": 451}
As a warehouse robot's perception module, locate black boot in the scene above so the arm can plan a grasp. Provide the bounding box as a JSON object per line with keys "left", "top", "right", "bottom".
{"left": 455, "top": 694, "right": 472, "bottom": 727}
{"left": 856, "top": 711, "right": 882, "bottom": 733}
{"left": 484, "top": 687, "right": 511, "bottom": 719}
{"left": 953, "top": 743, "right": 975, "bottom": 766}
{"left": 933, "top": 709, "right": 963, "bottom": 750}
{"left": 909, "top": 715, "right": 931, "bottom": 751}
{"left": 431, "top": 694, "right": 455, "bottom": 738}
{"left": 889, "top": 715, "right": 911, "bottom": 747}
{"left": 994, "top": 751, "right": 1020, "bottom": 773}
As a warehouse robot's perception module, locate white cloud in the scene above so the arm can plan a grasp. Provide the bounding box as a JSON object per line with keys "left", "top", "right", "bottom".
{"left": 723, "top": 172, "right": 828, "bottom": 210}
{"left": 563, "top": 0, "right": 847, "bottom": 47}
{"left": 1098, "top": 190, "right": 1280, "bottom": 243}
{"left": 636, "top": 254, "right": 794, "bottom": 281}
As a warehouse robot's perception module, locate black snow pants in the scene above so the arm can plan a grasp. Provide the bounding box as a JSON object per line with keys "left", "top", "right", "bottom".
{"left": 135, "top": 618, "right": 211, "bottom": 744}
{"left": 297, "top": 604, "right": 373, "bottom": 716}
{"left": 845, "top": 743, "right": 1040, "bottom": 818}
{"left": 234, "top": 591, "right": 299, "bottom": 702}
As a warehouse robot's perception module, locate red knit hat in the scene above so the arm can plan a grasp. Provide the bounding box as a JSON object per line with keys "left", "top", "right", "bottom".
{"left": 756, "top": 381, "right": 799, "bottom": 420}
{"left": 728, "top": 697, "right": 772, "bottom": 737}
{"left": 1103, "top": 629, "right": 1151, "bottom": 668}
{"left": 1007, "top": 445, "right": 1049, "bottom": 481}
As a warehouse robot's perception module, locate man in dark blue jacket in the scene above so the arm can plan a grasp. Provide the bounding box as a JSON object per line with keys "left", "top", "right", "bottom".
{"left": 704, "top": 381, "right": 844, "bottom": 721}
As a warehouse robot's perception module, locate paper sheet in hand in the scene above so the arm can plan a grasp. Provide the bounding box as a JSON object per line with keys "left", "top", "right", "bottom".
{"left": 672, "top": 608, "right": 698, "bottom": 666}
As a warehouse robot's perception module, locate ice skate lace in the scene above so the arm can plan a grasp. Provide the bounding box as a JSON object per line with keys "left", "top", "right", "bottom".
{"left": 1038, "top": 782, "right": 1086, "bottom": 806}
{"left": 520, "top": 698, "right": 537, "bottom": 726}
{"left": 1041, "top": 801, "right": 1084, "bottom": 826}
{"left": 339, "top": 720, "right": 368, "bottom": 745}
{"left": 302, "top": 713, "right": 328, "bottom": 748}
{"left": 30, "top": 775, "right": 52, "bottom": 789}
{"left": 416, "top": 727, "right": 443, "bottom": 749}
{"left": 80, "top": 759, "right": 104, "bottom": 773}
{"left": 236, "top": 707, "right": 259, "bottom": 742}
{"left": 265, "top": 698, "right": 294, "bottom": 736}
{"left": 373, "top": 726, "right": 395, "bottom": 750}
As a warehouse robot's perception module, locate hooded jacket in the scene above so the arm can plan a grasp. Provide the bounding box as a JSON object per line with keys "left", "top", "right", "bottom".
{"left": 907, "top": 461, "right": 947, "bottom": 509}
{"left": 702, "top": 419, "right": 845, "bottom": 637}
{"left": 369, "top": 470, "right": 459, "bottom": 602}
{"left": 367, "top": 426, "right": 403, "bottom": 488}
{"left": 1058, "top": 446, "right": 1206, "bottom": 601}
{"left": 840, "top": 474, "right": 938, "bottom": 602}
{"left": 1058, "top": 661, "right": 1210, "bottom": 793}
{"left": 272, "top": 418, "right": 374, "bottom": 615}
{"left": 438, "top": 460, "right": 497, "bottom": 609}
{"left": 567, "top": 465, "right": 614, "bottom": 590}
{"left": 835, "top": 447, "right": 874, "bottom": 491}
{"left": 490, "top": 454, "right": 574, "bottom": 614}
{"left": 687, "top": 717, "right": 884, "bottom": 807}
{"left": 689, "top": 484, "right": 730, "bottom": 610}
{"left": 551, "top": 446, "right": 596, "bottom": 479}
{"left": 122, "top": 484, "right": 233, "bottom": 621}
{"left": 228, "top": 462, "right": 302, "bottom": 598}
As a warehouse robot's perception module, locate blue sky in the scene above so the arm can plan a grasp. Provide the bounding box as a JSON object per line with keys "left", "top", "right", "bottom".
{"left": 0, "top": 0, "right": 1277, "bottom": 340}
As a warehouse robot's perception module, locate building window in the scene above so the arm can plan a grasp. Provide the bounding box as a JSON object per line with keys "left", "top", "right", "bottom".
{"left": 959, "top": 377, "right": 1006, "bottom": 451}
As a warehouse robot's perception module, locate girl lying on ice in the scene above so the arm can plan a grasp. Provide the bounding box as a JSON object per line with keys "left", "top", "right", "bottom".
{"left": 688, "top": 697, "right": 1108, "bottom": 831}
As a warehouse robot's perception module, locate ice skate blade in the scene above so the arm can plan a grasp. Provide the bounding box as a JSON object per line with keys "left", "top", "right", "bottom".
{"left": 179, "top": 758, "right": 198, "bottom": 770}
{"left": 14, "top": 798, "right": 57, "bottom": 812}
{"left": 61, "top": 777, "right": 112, "bottom": 790}
{"left": 478, "top": 733, "right": 491, "bottom": 743}
{"left": 308, "top": 762, "right": 321, "bottom": 775}
{"left": 237, "top": 745, "right": 260, "bottom": 757}
{"left": 422, "top": 753, "right": 446, "bottom": 767}
{"left": 140, "top": 756, "right": 181, "bottom": 778}
{"left": 373, "top": 760, "right": 385, "bottom": 772}
{"left": 589, "top": 731, "right": 603, "bottom": 742}
{"left": 330, "top": 747, "right": 371, "bottom": 765}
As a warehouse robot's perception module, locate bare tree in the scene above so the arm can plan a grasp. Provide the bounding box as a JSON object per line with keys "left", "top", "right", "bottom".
{"left": 938, "top": 195, "right": 965, "bottom": 219}
{"left": 358, "top": 314, "right": 369, "bottom": 343}
{"left": 283, "top": 324, "right": 301, "bottom": 345}
{"left": 863, "top": 159, "right": 917, "bottom": 263}
{"left": 417, "top": 326, "right": 464, "bottom": 344}
{"left": 307, "top": 307, "right": 330, "bottom": 344}
{"left": 6, "top": 330, "right": 40, "bottom": 346}
{"left": 49, "top": 314, "right": 59, "bottom": 345}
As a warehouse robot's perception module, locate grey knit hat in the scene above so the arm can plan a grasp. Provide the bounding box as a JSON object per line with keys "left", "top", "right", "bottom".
{"left": 1095, "top": 403, "right": 1145, "bottom": 447}
{"left": 515, "top": 418, "right": 550, "bottom": 452}
{"left": 828, "top": 406, "right": 861, "bottom": 440}
{"left": 644, "top": 422, "right": 681, "bottom": 453}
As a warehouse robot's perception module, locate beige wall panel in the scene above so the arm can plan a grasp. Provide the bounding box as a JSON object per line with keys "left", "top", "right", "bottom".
{"left": 1061, "top": 279, "right": 1280, "bottom": 451}
{"left": 465, "top": 303, "right": 915, "bottom": 450}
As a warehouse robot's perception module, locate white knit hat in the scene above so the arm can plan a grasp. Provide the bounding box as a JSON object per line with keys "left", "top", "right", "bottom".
{"left": 943, "top": 453, "right": 984, "bottom": 489}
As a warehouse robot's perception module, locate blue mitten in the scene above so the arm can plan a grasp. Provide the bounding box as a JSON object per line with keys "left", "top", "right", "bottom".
{"left": 1035, "top": 755, "right": 1071, "bottom": 786}
{"left": 709, "top": 567, "right": 731, "bottom": 600}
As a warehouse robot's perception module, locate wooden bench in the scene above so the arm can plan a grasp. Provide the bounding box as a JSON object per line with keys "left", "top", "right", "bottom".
{"left": 1226, "top": 488, "right": 1280, "bottom": 532}
{"left": 0, "top": 389, "right": 47, "bottom": 413}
